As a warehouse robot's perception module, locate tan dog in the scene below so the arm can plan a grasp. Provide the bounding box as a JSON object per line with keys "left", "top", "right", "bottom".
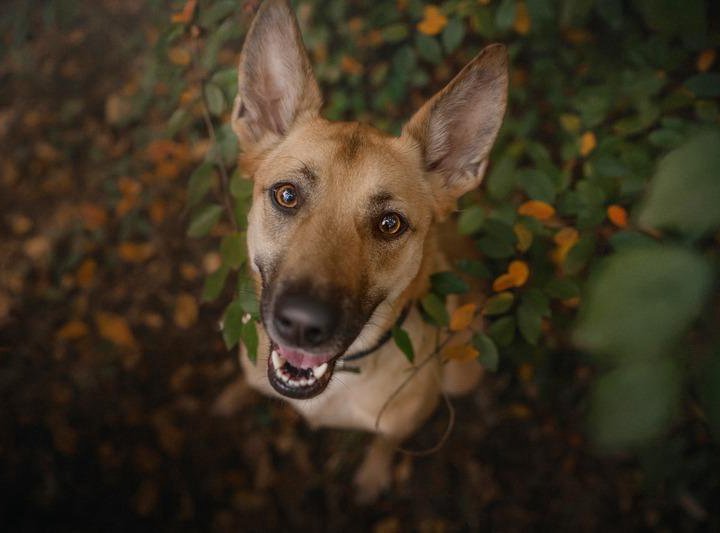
{"left": 232, "top": 0, "right": 507, "bottom": 503}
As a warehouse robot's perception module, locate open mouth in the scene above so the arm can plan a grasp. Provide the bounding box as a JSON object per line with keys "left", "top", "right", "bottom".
{"left": 266, "top": 341, "right": 338, "bottom": 399}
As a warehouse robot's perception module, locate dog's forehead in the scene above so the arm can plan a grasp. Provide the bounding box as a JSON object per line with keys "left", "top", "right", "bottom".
{"left": 263, "top": 120, "right": 425, "bottom": 193}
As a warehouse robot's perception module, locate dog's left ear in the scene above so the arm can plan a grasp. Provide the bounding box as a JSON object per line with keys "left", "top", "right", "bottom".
{"left": 402, "top": 44, "right": 508, "bottom": 212}
{"left": 232, "top": 0, "right": 322, "bottom": 168}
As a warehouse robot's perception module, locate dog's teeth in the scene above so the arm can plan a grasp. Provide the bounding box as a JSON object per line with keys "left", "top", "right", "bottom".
{"left": 271, "top": 350, "right": 285, "bottom": 370}
{"left": 313, "top": 363, "right": 328, "bottom": 380}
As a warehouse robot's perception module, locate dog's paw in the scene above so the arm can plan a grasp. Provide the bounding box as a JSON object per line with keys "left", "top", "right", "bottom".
{"left": 353, "top": 462, "right": 391, "bottom": 505}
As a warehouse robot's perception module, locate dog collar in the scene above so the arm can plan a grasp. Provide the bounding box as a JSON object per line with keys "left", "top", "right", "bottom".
{"left": 340, "top": 303, "right": 412, "bottom": 364}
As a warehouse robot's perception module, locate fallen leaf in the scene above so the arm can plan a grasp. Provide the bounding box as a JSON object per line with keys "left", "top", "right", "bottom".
{"left": 579, "top": 131, "right": 597, "bottom": 157}
{"left": 10, "top": 214, "right": 33, "bottom": 235}
{"left": 56, "top": 320, "right": 89, "bottom": 340}
{"left": 174, "top": 293, "right": 198, "bottom": 329}
{"left": 341, "top": 55, "right": 363, "bottom": 75}
{"left": 76, "top": 258, "right": 97, "bottom": 289}
{"left": 450, "top": 303, "right": 477, "bottom": 332}
{"left": 442, "top": 343, "right": 479, "bottom": 363}
{"left": 96, "top": 312, "right": 137, "bottom": 349}
{"left": 518, "top": 200, "right": 555, "bottom": 221}
{"left": 23, "top": 235, "right": 51, "bottom": 261}
{"left": 697, "top": 49, "right": 716, "bottom": 72}
{"left": 607, "top": 204, "right": 629, "bottom": 228}
{"left": 168, "top": 47, "right": 191, "bottom": 67}
{"left": 513, "top": 2, "right": 531, "bottom": 35}
{"left": 417, "top": 5, "right": 447, "bottom": 35}
{"left": 118, "top": 242, "right": 155, "bottom": 263}
{"left": 80, "top": 203, "right": 108, "bottom": 230}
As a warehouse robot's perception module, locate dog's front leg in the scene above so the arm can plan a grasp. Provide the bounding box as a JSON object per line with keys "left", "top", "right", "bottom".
{"left": 353, "top": 434, "right": 398, "bottom": 504}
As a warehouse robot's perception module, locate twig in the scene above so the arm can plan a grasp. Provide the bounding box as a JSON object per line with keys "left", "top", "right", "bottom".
{"left": 189, "top": 28, "right": 238, "bottom": 231}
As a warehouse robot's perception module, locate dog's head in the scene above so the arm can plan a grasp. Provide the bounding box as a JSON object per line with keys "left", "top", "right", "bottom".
{"left": 232, "top": 0, "right": 507, "bottom": 399}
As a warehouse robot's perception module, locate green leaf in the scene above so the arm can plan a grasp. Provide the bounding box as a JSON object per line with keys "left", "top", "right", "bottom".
{"left": 237, "top": 277, "right": 259, "bottom": 317}
{"left": 544, "top": 278, "right": 580, "bottom": 300}
{"left": 187, "top": 162, "right": 214, "bottom": 207}
{"left": 430, "top": 271, "right": 469, "bottom": 295}
{"left": 455, "top": 259, "right": 491, "bottom": 279}
{"left": 457, "top": 206, "right": 486, "bottom": 235}
{"left": 483, "top": 292, "right": 514, "bottom": 316}
{"left": 495, "top": 0, "right": 517, "bottom": 31}
{"left": 167, "top": 108, "right": 190, "bottom": 137}
{"left": 487, "top": 316, "right": 515, "bottom": 347}
{"left": 240, "top": 320, "right": 259, "bottom": 364}
{"left": 392, "top": 326, "right": 414, "bottom": 363}
{"left": 381, "top": 23, "right": 408, "bottom": 43}
{"left": 415, "top": 34, "right": 442, "bottom": 64}
{"left": 204, "top": 83, "right": 226, "bottom": 117}
{"left": 517, "top": 296, "right": 544, "bottom": 345}
{"left": 187, "top": 204, "right": 223, "bottom": 237}
{"left": 638, "top": 131, "right": 720, "bottom": 239}
{"left": 230, "top": 171, "right": 253, "bottom": 199}
{"left": 222, "top": 299, "right": 244, "bottom": 350}
{"left": 199, "top": 0, "right": 237, "bottom": 27}
{"left": 699, "top": 355, "right": 720, "bottom": 439}
{"left": 472, "top": 333, "right": 499, "bottom": 371}
{"left": 486, "top": 156, "right": 516, "bottom": 201}
{"left": 574, "top": 245, "right": 712, "bottom": 362}
{"left": 421, "top": 293, "right": 449, "bottom": 326}
{"left": 476, "top": 234, "right": 515, "bottom": 259}
{"left": 202, "top": 265, "right": 229, "bottom": 302}
{"left": 441, "top": 18, "right": 465, "bottom": 53}
{"left": 220, "top": 232, "right": 246, "bottom": 269}
{"left": 590, "top": 358, "right": 680, "bottom": 450}
{"left": 517, "top": 169, "right": 557, "bottom": 203}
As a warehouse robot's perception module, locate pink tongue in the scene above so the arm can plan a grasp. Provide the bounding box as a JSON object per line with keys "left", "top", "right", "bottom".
{"left": 277, "top": 345, "right": 333, "bottom": 369}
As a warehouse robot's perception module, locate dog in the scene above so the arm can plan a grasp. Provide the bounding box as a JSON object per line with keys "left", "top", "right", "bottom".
{"left": 231, "top": 0, "right": 508, "bottom": 503}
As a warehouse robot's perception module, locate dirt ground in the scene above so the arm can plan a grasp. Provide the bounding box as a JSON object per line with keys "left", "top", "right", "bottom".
{"left": 0, "top": 1, "right": 714, "bottom": 531}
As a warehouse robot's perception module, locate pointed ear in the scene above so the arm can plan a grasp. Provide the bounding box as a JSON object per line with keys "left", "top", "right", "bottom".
{"left": 402, "top": 44, "right": 508, "bottom": 210}
{"left": 232, "top": 0, "right": 322, "bottom": 160}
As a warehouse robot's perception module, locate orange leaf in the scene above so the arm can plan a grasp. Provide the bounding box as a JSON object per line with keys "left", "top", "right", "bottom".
{"left": 96, "top": 312, "right": 137, "bottom": 349}
{"left": 171, "top": 0, "right": 197, "bottom": 24}
{"left": 118, "top": 242, "right": 155, "bottom": 263}
{"left": 174, "top": 293, "right": 198, "bottom": 329}
{"left": 450, "top": 303, "right": 477, "bottom": 332}
{"left": 56, "top": 320, "right": 89, "bottom": 340}
{"left": 507, "top": 260, "right": 530, "bottom": 287}
{"left": 513, "top": 222, "right": 533, "bottom": 252}
{"left": 340, "top": 55, "right": 363, "bottom": 76}
{"left": 517, "top": 200, "right": 555, "bottom": 221}
{"left": 697, "top": 49, "right": 716, "bottom": 72}
{"left": 76, "top": 258, "right": 97, "bottom": 289}
{"left": 417, "top": 5, "right": 447, "bottom": 35}
{"left": 513, "top": 2, "right": 531, "bottom": 35}
{"left": 579, "top": 131, "right": 596, "bottom": 157}
{"left": 607, "top": 204, "right": 628, "bottom": 228}
{"left": 442, "top": 343, "right": 479, "bottom": 363}
{"left": 492, "top": 273, "right": 516, "bottom": 292}
{"left": 80, "top": 203, "right": 108, "bottom": 230}
{"left": 168, "top": 47, "right": 191, "bottom": 67}
{"left": 554, "top": 227, "right": 579, "bottom": 247}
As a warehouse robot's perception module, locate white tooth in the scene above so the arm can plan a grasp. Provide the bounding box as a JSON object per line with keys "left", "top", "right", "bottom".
{"left": 299, "top": 378, "right": 308, "bottom": 387}
{"left": 313, "top": 363, "right": 328, "bottom": 380}
{"left": 271, "top": 350, "right": 285, "bottom": 370}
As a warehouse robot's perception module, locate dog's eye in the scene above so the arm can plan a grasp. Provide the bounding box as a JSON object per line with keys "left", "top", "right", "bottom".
{"left": 377, "top": 212, "right": 406, "bottom": 237}
{"left": 272, "top": 184, "right": 298, "bottom": 209}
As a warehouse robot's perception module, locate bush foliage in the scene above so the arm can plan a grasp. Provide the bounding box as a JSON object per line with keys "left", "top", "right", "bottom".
{"left": 155, "top": 0, "right": 717, "bottom": 483}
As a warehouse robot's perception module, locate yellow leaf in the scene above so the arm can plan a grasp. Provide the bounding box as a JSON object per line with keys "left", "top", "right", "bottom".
{"left": 442, "top": 343, "right": 479, "bottom": 363}
{"left": 96, "top": 312, "right": 137, "bottom": 349}
{"left": 559, "top": 113, "right": 581, "bottom": 133}
{"left": 607, "top": 204, "right": 628, "bottom": 228}
{"left": 517, "top": 200, "right": 555, "bottom": 221}
{"left": 513, "top": 2, "right": 531, "bottom": 35}
{"left": 174, "top": 293, "right": 198, "bottom": 329}
{"left": 492, "top": 272, "right": 516, "bottom": 292}
{"left": 168, "top": 47, "right": 191, "bottom": 67}
{"left": 697, "top": 49, "right": 716, "bottom": 72}
{"left": 56, "top": 320, "right": 89, "bottom": 340}
{"left": 417, "top": 5, "right": 447, "bottom": 35}
{"left": 513, "top": 222, "right": 533, "bottom": 252}
{"left": 508, "top": 260, "right": 530, "bottom": 287}
{"left": 579, "top": 131, "right": 596, "bottom": 157}
{"left": 450, "top": 303, "right": 477, "bottom": 332}
{"left": 554, "top": 227, "right": 579, "bottom": 247}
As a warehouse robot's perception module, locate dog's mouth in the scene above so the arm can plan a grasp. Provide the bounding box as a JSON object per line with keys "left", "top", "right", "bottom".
{"left": 266, "top": 341, "right": 338, "bottom": 399}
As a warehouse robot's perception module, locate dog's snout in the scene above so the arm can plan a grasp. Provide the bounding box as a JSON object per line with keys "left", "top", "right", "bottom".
{"left": 273, "top": 292, "right": 339, "bottom": 348}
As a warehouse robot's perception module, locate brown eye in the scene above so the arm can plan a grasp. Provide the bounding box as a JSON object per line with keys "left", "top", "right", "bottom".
{"left": 273, "top": 184, "right": 298, "bottom": 208}
{"left": 378, "top": 213, "right": 404, "bottom": 236}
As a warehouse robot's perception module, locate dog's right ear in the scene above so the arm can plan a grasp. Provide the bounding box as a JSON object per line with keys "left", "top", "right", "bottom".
{"left": 232, "top": 0, "right": 322, "bottom": 168}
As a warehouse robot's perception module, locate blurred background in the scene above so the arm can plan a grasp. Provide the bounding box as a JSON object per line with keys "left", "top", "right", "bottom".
{"left": 1, "top": 0, "right": 719, "bottom": 531}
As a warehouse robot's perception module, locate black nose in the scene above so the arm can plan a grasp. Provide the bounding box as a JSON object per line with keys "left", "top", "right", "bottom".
{"left": 273, "top": 292, "right": 339, "bottom": 348}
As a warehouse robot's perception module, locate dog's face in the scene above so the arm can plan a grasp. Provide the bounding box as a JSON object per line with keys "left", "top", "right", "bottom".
{"left": 232, "top": 0, "right": 507, "bottom": 400}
